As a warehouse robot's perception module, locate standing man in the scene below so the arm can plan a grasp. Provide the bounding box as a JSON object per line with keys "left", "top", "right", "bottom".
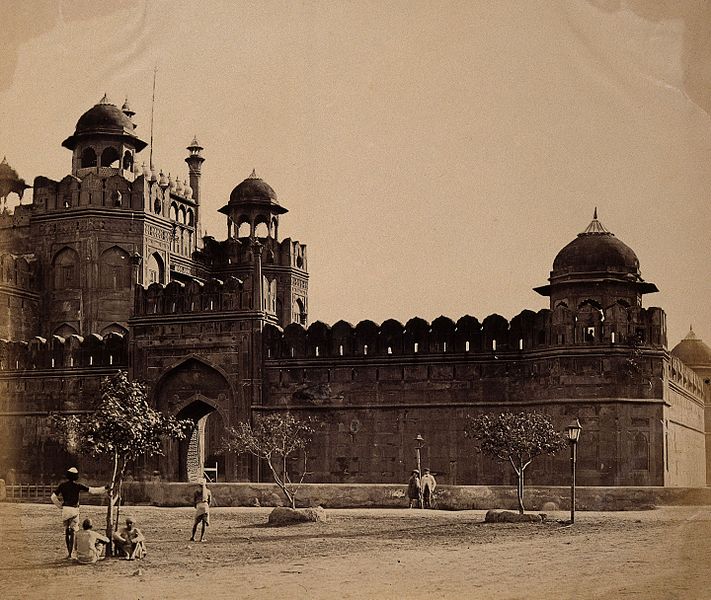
{"left": 407, "top": 469, "right": 422, "bottom": 509}
{"left": 190, "top": 478, "right": 212, "bottom": 542}
{"left": 50, "top": 467, "right": 107, "bottom": 559}
{"left": 421, "top": 468, "right": 437, "bottom": 509}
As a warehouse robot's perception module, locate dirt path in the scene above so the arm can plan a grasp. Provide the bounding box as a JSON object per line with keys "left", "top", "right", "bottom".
{"left": 1, "top": 504, "right": 709, "bottom": 599}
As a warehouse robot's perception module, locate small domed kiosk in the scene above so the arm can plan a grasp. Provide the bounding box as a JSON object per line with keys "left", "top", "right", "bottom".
{"left": 534, "top": 209, "right": 658, "bottom": 312}
{"left": 219, "top": 170, "right": 287, "bottom": 240}
{"left": 62, "top": 94, "right": 147, "bottom": 179}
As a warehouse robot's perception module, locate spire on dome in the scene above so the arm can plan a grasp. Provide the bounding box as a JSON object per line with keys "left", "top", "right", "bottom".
{"left": 99, "top": 93, "right": 110, "bottom": 105}
{"left": 248, "top": 169, "right": 258, "bottom": 179}
{"left": 685, "top": 326, "right": 699, "bottom": 340}
{"left": 581, "top": 208, "right": 611, "bottom": 235}
{"left": 122, "top": 98, "right": 136, "bottom": 120}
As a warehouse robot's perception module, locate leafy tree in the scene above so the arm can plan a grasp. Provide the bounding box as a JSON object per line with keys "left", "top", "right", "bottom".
{"left": 50, "top": 370, "right": 191, "bottom": 552}
{"left": 223, "top": 413, "right": 319, "bottom": 509}
{"left": 466, "top": 411, "right": 566, "bottom": 514}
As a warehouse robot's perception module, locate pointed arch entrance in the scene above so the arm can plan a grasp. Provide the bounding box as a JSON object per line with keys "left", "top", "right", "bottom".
{"left": 154, "top": 357, "right": 235, "bottom": 482}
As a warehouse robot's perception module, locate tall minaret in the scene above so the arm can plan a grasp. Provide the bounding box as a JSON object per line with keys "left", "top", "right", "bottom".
{"left": 185, "top": 136, "right": 204, "bottom": 236}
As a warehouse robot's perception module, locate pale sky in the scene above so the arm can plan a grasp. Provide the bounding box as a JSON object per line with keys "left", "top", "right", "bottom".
{"left": 1, "top": 0, "right": 710, "bottom": 348}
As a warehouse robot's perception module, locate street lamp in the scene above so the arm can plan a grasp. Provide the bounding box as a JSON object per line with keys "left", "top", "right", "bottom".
{"left": 565, "top": 418, "right": 582, "bottom": 524}
{"left": 414, "top": 433, "right": 425, "bottom": 475}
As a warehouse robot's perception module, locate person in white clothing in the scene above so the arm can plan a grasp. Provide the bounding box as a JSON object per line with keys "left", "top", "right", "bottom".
{"left": 74, "top": 518, "right": 109, "bottom": 564}
{"left": 421, "top": 469, "right": 437, "bottom": 509}
{"left": 190, "top": 479, "right": 212, "bottom": 542}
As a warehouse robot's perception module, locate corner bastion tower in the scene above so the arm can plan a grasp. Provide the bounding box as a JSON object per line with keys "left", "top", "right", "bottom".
{"left": 0, "top": 96, "right": 708, "bottom": 490}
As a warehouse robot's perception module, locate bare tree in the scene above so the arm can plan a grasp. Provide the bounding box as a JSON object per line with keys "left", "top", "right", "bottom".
{"left": 466, "top": 411, "right": 566, "bottom": 514}
{"left": 223, "top": 413, "right": 318, "bottom": 509}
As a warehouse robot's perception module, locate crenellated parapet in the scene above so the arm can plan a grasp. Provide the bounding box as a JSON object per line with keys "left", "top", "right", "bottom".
{"left": 195, "top": 235, "right": 307, "bottom": 271}
{"left": 667, "top": 354, "right": 705, "bottom": 398}
{"left": 0, "top": 253, "right": 39, "bottom": 291}
{"left": 264, "top": 305, "right": 667, "bottom": 359}
{"left": 30, "top": 172, "right": 193, "bottom": 217}
{"left": 0, "top": 203, "right": 33, "bottom": 230}
{"left": 0, "top": 332, "right": 128, "bottom": 371}
{"left": 133, "top": 275, "right": 251, "bottom": 316}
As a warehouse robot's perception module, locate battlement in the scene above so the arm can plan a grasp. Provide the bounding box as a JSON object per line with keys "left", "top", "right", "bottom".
{"left": 667, "top": 354, "right": 705, "bottom": 398}
{"left": 197, "top": 235, "right": 307, "bottom": 271}
{"left": 30, "top": 172, "right": 194, "bottom": 217}
{"left": 0, "top": 204, "right": 33, "bottom": 229}
{"left": 0, "top": 253, "right": 38, "bottom": 291}
{"left": 264, "top": 305, "right": 667, "bottom": 359}
{"left": 134, "top": 276, "right": 251, "bottom": 316}
{"left": 0, "top": 332, "right": 128, "bottom": 371}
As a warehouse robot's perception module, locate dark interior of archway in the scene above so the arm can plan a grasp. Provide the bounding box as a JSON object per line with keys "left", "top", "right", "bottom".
{"left": 175, "top": 402, "right": 226, "bottom": 483}
{"left": 155, "top": 359, "right": 231, "bottom": 481}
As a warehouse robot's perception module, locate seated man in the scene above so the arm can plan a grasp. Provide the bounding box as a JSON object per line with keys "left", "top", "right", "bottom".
{"left": 112, "top": 517, "right": 146, "bottom": 560}
{"left": 74, "top": 518, "right": 109, "bottom": 564}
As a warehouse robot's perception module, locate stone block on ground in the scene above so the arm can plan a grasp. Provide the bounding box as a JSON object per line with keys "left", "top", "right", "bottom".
{"left": 484, "top": 509, "right": 543, "bottom": 523}
{"left": 268, "top": 506, "right": 328, "bottom": 526}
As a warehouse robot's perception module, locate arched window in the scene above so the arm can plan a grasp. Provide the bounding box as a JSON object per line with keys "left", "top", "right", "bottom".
{"left": 295, "top": 298, "right": 306, "bottom": 325}
{"left": 146, "top": 252, "right": 165, "bottom": 285}
{"left": 170, "top": 203, "right": 178, "bottom": 221}
{"left": 187, "top": 209, "right": 194, "bottom": 226}
{"left": 632, "top": 432, "right": 649, "bottom": 471}
{"left": 237, "top": 222, "right": 251, "bottom": 237}
{"left": 122, "top": 150, "right": 133, "bottom": 171}
{"left": 254, "top": 222, "right": 269, "bottom": 238}
{"left": 80, "top": 147, "right": 97, "bottom": 168}
{"left": 100, "top": 147, "right": 120, "bottom": 168}
{"left": 53, "top": 247, "right": 79, "bottom": 289}
{"left": 99, "top": 246, "right": 131, "bottom": 289}
{"left": 179, "top": 206, "right": 186, "bottom": 224}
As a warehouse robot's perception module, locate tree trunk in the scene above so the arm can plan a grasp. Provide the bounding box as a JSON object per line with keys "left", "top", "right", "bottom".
{"left": 106, "top": 450, "right": 119, "bottom": 555}
{"left": 114, "top": 461, "right": 126, "bottom": 534}
{"left": 267, "top": 455, "right": 294, "bottom": 510}
{"left": 517, "top": 466, "right": 525, "bottom": 514}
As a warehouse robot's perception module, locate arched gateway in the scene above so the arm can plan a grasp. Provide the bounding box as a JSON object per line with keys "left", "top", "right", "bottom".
{"left": 153, "top": 357, "right": 237, "bottom": 482}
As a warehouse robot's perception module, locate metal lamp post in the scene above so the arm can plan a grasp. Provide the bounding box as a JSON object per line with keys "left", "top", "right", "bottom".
{"left": 414, "top": 433, "right": 425, "bottom": 476}
{"left": 566, "top": 419, "right": 582, "bottom": 524}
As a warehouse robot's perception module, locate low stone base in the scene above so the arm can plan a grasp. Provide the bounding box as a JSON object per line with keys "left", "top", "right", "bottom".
{"left": 268, "top": 506, "right": 328, "bottom": 526}
{"left": 485, "top": 510, "right": 543, "bottom": 523}
{"left": 12, "top": 483, "right": 711, "bottom": 511}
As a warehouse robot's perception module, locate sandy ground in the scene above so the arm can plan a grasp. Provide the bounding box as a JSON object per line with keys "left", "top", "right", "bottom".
{"left": 1, "top": 503, "right": 710, "bottom": 600}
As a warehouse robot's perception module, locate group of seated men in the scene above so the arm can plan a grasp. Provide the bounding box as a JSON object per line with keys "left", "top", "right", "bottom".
{"left": 74, "top": 517, "right": 146, "bottom": 564}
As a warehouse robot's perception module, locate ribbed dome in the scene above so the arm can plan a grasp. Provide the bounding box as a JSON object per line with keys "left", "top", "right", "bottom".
{"left": 62, "top": 95, "right": 147, "bottom": 151}
{"left": 671, "top": 328, "right": 711, "bottom": 367}
{"left": 219, "top": 170, "right": 288, "bottom": 216}
{"left": 229, "top": 170, "right": 277, "bottom": 204}
{"left": 552, "top": 212, "right": 639, "bottom": 275}
{"left": 75, "top": 96, "right": 134, "bottom": 135}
